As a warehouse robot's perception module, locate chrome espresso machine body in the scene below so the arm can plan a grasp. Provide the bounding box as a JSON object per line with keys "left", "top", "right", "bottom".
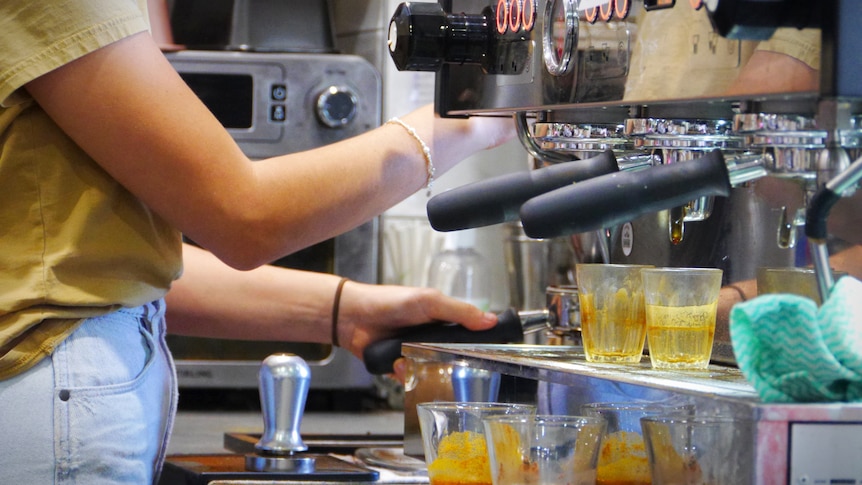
{"left": 390, "top": 0, "right": 862, "bottom": 286}
{"left": 387, "top": 0, "right": 862, "bottom": 482}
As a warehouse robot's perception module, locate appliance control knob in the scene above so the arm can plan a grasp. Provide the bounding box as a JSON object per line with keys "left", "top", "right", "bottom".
{"left": 388, "top": 2, "right": 492, "bottom": 72}
{"left": 254, "top": 353, "right": 310, "bottom": 455}
{"left": 705, "top": 0, "right": 821, "bottom": 40}
{"left": 316, "top": 85, "right": 358, "bottom": 128}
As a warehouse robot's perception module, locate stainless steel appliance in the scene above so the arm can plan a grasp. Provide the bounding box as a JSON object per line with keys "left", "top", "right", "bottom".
{"left": 168, "top": 0, "right": 336, "bottom": 53}
{"left": 163, "top": 48, "right": 382, "bottom": 392}
{"left": 389, "top": 0, "right": 862, "bottom": 355}
{"left": 386, "top": 0, "right": 862, "bottom": 479}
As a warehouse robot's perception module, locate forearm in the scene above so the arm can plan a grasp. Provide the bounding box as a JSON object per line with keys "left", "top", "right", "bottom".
{"left": 165, "top": 244, "right": 340, "bottom": 344}
{"left": 165, "top": 244, "right": 498, "bottom": 360}
{"left": 829, "top": 245, "right": 862, "bottom": 280}
{"left": 242, "top": 105, "right": 512, "bottom": 266}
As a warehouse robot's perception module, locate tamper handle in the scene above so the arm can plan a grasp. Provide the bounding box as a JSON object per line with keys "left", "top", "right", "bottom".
{"left": 255, "top": 353, "right": 310, "bottom": 455}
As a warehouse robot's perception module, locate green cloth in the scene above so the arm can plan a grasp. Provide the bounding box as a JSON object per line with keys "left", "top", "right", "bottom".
{"left": 730, "top": 276, "right": 862, "bottom": 403}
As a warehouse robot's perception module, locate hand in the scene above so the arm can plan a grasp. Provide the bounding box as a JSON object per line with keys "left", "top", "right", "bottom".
{"left": 334, "top": 281, "right": 499, "bottom": 364}
{"left": 465, "top": 113, "right": 518, "bottom": 151}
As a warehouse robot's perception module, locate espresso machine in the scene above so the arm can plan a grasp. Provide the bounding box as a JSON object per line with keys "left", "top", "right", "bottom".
{"left": 383, "top": 0, "right": 862, "bottom": 482}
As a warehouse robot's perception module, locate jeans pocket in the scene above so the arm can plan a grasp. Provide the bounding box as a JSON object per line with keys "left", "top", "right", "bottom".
{"left": 53, "top": 309, "right": 171, "bottom": 484}
{"left": 57, "top": 310, "right": 155, "bottom": 392}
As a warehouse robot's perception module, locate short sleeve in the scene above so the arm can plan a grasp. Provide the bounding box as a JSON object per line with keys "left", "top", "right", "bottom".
{"left": 0, "top": 0, "right": 149, "bottom": 106}
{"left": 756, "top": 28, "right": 820, "bottom": 71}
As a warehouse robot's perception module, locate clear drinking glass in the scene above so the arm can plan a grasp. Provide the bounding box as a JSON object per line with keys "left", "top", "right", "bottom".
{"left": 756, "top": 266, "right": 847, "bottom": 305}
{"left": 581, "top": 402, "right": 696, "bottom": 485}
{"left": 641, "top": 415, "right": 754, "bottom": 485}
{"left": 483, "top": 414, "right": 606, "bottom": 485}
{"left": 576, "top": 264, "right": 653, "bottom": 363}
{"left": 641, "top": 267, "right": 723, "bottom": 370}
{"left": 416, "top": 402, "right": 536, "bottom": 485}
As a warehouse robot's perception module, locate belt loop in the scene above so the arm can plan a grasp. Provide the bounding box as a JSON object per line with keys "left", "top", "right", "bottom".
{"left": 146, "top": 299, "right": 167, "bottom": 336}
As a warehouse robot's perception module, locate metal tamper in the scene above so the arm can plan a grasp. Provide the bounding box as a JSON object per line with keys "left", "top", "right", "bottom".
{"left": 245, "top": 353, "right": 316, "bottom": 473}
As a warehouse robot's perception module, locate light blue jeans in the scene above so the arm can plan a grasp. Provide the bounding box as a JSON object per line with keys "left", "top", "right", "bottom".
{"left": 0, "top": 300, "right": 177, "bottom": 484}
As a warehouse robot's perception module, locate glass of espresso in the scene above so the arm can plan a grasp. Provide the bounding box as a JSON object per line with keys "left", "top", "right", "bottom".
{"left": 576, "top": 264, "right": 653, "bottom": 364}
{"left": 641, "top": 267, "right": 723, "bottom": 370}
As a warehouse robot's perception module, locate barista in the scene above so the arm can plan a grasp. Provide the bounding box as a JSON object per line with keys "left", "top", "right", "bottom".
{"left": 625, "top": 4, "right": 861, "bottom": 325}
{"left": 625, "top": 4, "right": 819, "bottom": 100}
{"left": 0, "top": 1, "right": 515, "bottom": 484}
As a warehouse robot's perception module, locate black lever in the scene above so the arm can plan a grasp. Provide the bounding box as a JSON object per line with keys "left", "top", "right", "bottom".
{"left": 520, "top": 150, "right": 732, "bottom": 239}
{"left": 427, "top": 150, "right": 619, "bottom": 232}
{"left": 362, "top": 308, "right": 525, "bottom": 375}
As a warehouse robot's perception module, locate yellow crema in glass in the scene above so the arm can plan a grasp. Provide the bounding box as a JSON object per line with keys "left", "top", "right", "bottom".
{"left": 428, "top": 430, "right": 493, "bottom": 485}
{"left": 645, "top": 303, "right": 717, "bottom": 370}
{"left": 595, "top": 431, "right": 651, "bottom": 485}
{"left": 580, "top": 290, "right": 647, "bottom": 364}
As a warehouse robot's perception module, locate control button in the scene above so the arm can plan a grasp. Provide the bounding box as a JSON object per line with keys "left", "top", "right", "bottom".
{"left": 316, "top": 86, "right": 357, "bottom": 128}
{"left": 271, "top": 84, "right": 287, "bottom": 101}
{"left": 270, "top": 104, "right": 286, "bottom": 122}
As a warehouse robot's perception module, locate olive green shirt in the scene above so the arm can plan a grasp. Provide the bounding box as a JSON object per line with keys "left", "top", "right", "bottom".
{"left": 624, "top": 5, "right": 820, "bottom": 101}
{"left": 0, "top": 0, "right": 182, "bottom": 379}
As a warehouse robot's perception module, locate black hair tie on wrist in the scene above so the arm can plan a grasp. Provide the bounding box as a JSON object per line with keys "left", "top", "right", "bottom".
{"left": 331, "top": 277, "right": 350, "bottom": 347}
{"left": 727, "top": 284, "right": 747, "bottom": 302}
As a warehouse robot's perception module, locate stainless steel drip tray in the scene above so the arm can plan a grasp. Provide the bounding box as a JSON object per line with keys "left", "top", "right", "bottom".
{"left": 160, "top": 453, "right": 379, "bottom": 484}
{"left": 403, "top": 343, "right": 759, "bottom": 402}
{"left": 160, "top": 434, "right": 406, "bottom": 484}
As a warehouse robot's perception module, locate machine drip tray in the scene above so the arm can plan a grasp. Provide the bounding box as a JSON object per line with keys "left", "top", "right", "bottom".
{"left": 160, "top": 433, "right": 405, "bottom": 484}
{"left": 160, "top": 453, "right": 379, "bottom": 484}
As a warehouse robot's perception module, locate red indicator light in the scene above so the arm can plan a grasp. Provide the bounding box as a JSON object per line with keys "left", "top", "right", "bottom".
{"left": 522, "top": 0, "right": 536, "bottom": 30}
{"left": 496, "top": 0, "right": 508, "bottom": 34}
{"left": 599, "top": 0, "right": 613, "bottom": 21}
{"left": 614, "top": 0, "right": 631, "bottom": 19}
{"left": 509, "top": 0, "right": 522, "bottom": 32}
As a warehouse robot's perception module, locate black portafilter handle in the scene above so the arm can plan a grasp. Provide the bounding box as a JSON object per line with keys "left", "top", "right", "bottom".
{"left": 362, "top": 308, "right": 524, "bottom": 375}
{"left": 520, "top": 150, "right": 732, "bottom": 239}
{"left": 427, "top": 150, "right": 619, "bottom": 232}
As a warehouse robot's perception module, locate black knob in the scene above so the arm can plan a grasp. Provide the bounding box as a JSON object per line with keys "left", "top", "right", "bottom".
{"left": 705, "top": 0, "right": 821, "bottom": 40}
{"left": 316, "top": 85, "right": 358, "bottom": 128}
{"left": 388, "top": 2, "right": 492, "bottom": 72}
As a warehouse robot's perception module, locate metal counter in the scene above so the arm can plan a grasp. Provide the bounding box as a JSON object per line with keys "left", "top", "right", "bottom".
{"left": 403, "top": 343, "right": 862, "bottom": 484}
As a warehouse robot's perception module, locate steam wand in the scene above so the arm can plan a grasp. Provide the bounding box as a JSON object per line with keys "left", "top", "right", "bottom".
{"left": 805, "top": 155, "right": 862, "bottom": 302}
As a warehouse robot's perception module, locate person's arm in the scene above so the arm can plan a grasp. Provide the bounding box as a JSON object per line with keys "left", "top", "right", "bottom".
{"left": 827, "top": 244, "right": 862, "bottom": 280}
{"left": 165, "top": 244, "right": 498, "bottom": 361}
{"left": 24, "top": 31, "right": 514, "bottom": 270}
{"left": 715, "top": 244, "right": 862, "bottom": 335}
{"left": 724, "top": 49, "right": 819, "bottom": 96}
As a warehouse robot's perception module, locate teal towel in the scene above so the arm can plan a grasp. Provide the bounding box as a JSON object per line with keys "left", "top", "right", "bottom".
{"left": 730, "top": 276, "right": 862, "bottom": 403}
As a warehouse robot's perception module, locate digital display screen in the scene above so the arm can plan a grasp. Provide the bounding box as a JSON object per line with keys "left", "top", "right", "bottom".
{"left": 180, "top": 72, "right": 254, "bottom": 129}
